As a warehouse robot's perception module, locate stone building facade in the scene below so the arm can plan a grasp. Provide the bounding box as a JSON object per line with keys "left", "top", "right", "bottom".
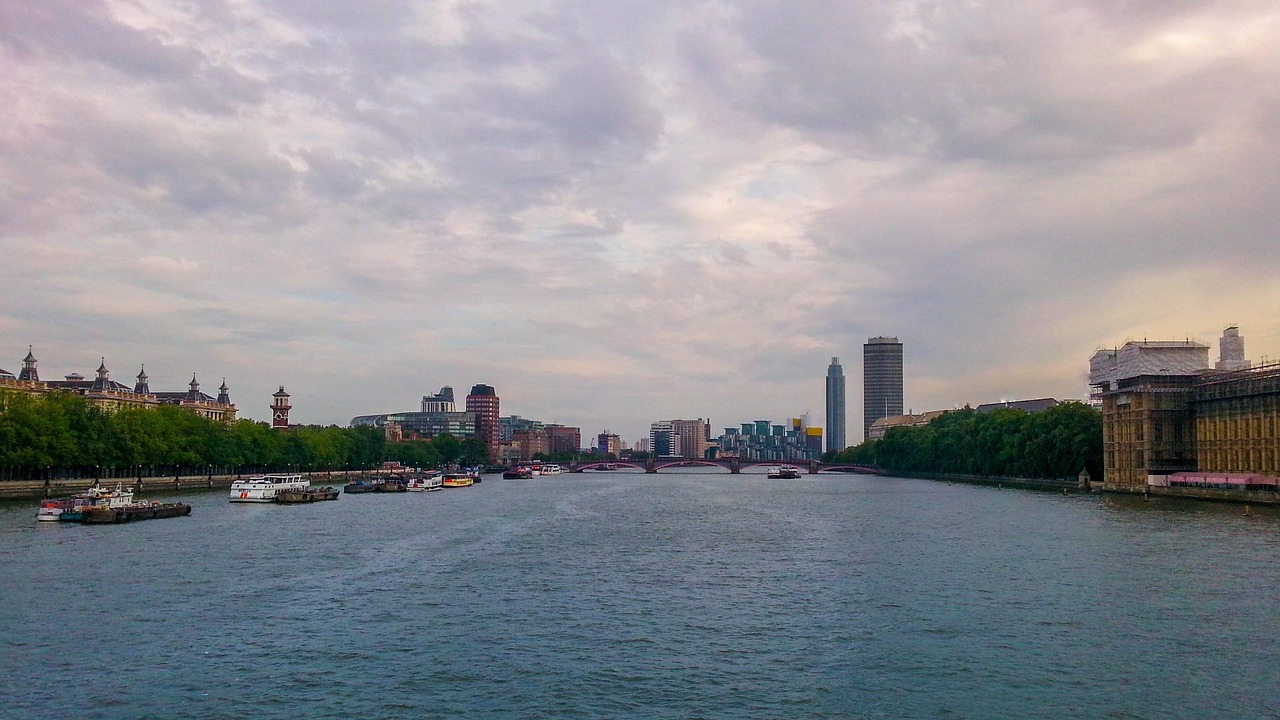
{"left": 0, "top": 348, "right": 236, "bottom": 422}
{"left": 1090, "top": 332, "right": 1280, "bottom": 491}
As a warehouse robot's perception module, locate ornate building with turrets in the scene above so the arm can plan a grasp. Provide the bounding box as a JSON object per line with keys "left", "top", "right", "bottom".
{"left": 0, "top": 347, "right": 237, "bottom": 422}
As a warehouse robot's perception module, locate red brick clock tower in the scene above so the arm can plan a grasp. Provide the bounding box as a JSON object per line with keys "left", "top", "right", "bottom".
{"left": 271, "top": 386, "right": 292, "bottom": 429}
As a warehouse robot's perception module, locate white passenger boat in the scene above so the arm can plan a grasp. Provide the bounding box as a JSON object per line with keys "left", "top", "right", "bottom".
{"left": 540, "top": 464, "right": 564, "bottom": 475}
{"left": 406, "top": 471, "right": 443, "bottom": 492}
{"left": 228, "top": 474, "right": 309, "bottom": 503}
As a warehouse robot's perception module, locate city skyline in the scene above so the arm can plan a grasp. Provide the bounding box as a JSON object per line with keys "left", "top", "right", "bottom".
{"left": 4, "top": 3, "right": 1280, "bottom": 444}
{"left": 3, "top": 324, "right": 1267, "bottom": 447}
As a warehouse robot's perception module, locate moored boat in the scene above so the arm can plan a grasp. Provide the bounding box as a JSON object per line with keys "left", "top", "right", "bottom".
{"left": 39, "top": 482, "right": 136, "bottom": 522}
{"left": 406, "top": 472, "right": 443, "bottom": 492}
{"left": 503, "top": 466, "right": 534, "bottom": 479}
{"left": 372, "top": 476, "right": 407, "bottom": 492}
{"left": 276, "top": 486, "right": 340, "bottom": 503}
{"left": 79, "top": 501, "right": 192, "bottom": 523}
{"left": 767, "top": 465, "right": 802, "bottom": 479}
{"left": 441, "top": 472, "right": 474, "bottom": 488}
{"left": 229, "top": 474, "right": 308, "bottom": 503}
{"left": 343, "top": 480, "right": 377, "bottom": 493}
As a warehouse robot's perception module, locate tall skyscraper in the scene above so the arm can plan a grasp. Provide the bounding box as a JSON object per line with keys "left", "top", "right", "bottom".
{"left": 863, "top": 337, "right": 903, "bottom": 440}
{"left": 825, "top": 357, "right": 846, "bottom": 453}
{"left": 466, "top": 384, "right": 500, "bottom": 462}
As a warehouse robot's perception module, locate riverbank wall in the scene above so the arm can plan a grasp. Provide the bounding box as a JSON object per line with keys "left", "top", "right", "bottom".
{"left": 0, "top": 470, "right": 376, "bottom": 501}
{"left": 891, "top": 470, "right": 1081, "bottom": 492}
{"left": 893, "top": 471, "right": 1280, "bottom": 505}
{"left": 1091, "top": 483, "right": 1280, "bottom": 506}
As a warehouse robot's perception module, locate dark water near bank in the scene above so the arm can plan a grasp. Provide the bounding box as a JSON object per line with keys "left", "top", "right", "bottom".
{"left": 2, "top": 471, "right": 1278, "bottom": 719}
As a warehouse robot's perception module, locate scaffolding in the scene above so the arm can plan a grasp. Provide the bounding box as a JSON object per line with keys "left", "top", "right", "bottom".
{"left": 1192, "top": 360, "right": 1280, "bottom": 474}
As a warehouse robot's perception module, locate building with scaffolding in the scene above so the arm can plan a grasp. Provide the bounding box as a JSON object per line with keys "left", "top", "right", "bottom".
{"left": 1089, "top": 327, "right": 1280, "bottom": 493}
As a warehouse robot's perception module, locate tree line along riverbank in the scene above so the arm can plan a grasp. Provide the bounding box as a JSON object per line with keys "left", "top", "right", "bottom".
{"left": 0, "top": 391, "right": 488, "bottom": 481}
{"left": 828, "top": 402, "right": 1104, "bottom": 481}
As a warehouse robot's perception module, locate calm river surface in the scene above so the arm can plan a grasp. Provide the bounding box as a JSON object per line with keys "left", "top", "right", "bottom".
{"left": 2, "top": 470, "right": 1278, "bottom": 719}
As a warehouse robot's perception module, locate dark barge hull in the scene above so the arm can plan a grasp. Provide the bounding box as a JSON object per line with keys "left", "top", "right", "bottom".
{"left": 277, "top": 488, "right": 340, "bottom": 503}
{"left": 79, "top": 503, "right": 193, "bottom": 524}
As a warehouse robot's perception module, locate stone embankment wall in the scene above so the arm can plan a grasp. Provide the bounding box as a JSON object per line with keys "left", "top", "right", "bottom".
{"left": 893, "top": 470, "right": 1082, "bottom": 492}
{"left": 0, "top": 470, "right": 377, "bottom": 501}
{"left": 899, "top": 471, "right": 1280, "bottom": 504}
{"left": 1095, "top": 483, "right": 1280, "bottom": 506}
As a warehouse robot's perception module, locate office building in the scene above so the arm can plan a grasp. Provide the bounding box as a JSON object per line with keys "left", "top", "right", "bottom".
{"left": 863, "top": 337, "right": 904, "bottom": 441}
{"left": 649, "top": 421, "right": 682, "bottom": 458}
{"left": 350, "top": 410, "right": 477, "bottom": 439}
{"left": 597, "top": 432, "right": 622, "bottom": 456}
{"left": 672, "top": 418, "right": 711, "bottom": 460}
{"left": 421, "top": 386, "right": 455, "bottom": 412}
{"left": 825, "top": 357, "right": 845, "bottom": 453}
{"left": 545, "top": 425, "right": 581, "bottom": 455}
{"left": 466, "top": 384, "right": 500, "bottom": 463}
{"left": 715, "top": 417, "right": 822, "bottom": 461}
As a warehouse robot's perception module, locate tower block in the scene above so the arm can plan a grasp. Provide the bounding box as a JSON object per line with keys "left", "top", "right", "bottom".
{"left": 271, "top": 386, "right": 292, "bottom": 429}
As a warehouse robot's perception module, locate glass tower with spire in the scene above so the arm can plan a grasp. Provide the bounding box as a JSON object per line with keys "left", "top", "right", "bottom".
{"left": 825, "top": 357, "right": 846, "bottom": 453}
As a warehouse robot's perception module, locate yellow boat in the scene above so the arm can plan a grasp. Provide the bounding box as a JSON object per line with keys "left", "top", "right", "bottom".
{"left": 441, "top": 472, "right": 474, "bottom": 488}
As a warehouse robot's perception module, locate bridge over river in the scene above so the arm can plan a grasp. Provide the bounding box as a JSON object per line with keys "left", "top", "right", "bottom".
{"left": 565, "top": 459, "right": 881, "bottom": 475}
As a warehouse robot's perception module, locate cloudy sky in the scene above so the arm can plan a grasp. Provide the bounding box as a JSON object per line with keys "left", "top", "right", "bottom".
{"left": 2, "top": 0, "right": 1279, "bottom": 444}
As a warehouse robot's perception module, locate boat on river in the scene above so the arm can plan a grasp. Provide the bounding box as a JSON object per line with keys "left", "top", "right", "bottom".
{"left": 767, "top": 466, "right": 802, "bottom": 479}
{"left": 503, "top": 466, "right": 534, "bottom": 479}
{"left": 441, "top": 472, "right": 474, "bottom": 488}
{"left": 277, "top": 486, "right": 340, "bottom": 503}
{"left": 406, "top": 472, "right": 443, "bottom": 492}
{"left": 37, "top": 482, "right": 136, "bottom": 522}
{"left": 228, "top": 474, "right": 308, "bottom": 503}
{"left": 372, "top": 476, "right": 407, "bottom": 492}
{"left": 79, "top": 500, "right": 192, "bottom": 523}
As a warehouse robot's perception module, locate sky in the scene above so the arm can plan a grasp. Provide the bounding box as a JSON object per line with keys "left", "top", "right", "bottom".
{"left": 2, "top": 0, "right": 1279, "bottom": 445}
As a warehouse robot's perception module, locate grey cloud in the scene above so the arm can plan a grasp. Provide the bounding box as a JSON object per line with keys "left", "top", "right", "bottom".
{"left": 700, "top": 0, "right": 1268, "bottom": 166}
{"left": 300, "top": 148, "right": 369, "bottom": 198}
{"left": 0, "top": 0, "right": 263, "bottom": 114}
{"left": 41, "top": 103, "right": 298, "bottom": 215}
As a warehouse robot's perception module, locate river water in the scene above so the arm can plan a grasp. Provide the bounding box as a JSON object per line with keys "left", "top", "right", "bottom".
{"left": 1, "top": 470, "right": 1277, "bottom": 719}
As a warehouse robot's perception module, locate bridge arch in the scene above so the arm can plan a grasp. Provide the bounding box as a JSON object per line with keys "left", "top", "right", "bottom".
{"left": 572, "top": 461, "right": 645, "bottom": 472}
{"left": 650, "top": 459, "right": 731, "bottom": 473}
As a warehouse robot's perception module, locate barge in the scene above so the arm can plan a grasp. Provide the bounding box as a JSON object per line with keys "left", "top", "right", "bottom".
{"left": 277, "top": 486, "right": 340, "bottom": 503}
{"left": 78, "top": 501, "right": 193, "bottom": 524}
